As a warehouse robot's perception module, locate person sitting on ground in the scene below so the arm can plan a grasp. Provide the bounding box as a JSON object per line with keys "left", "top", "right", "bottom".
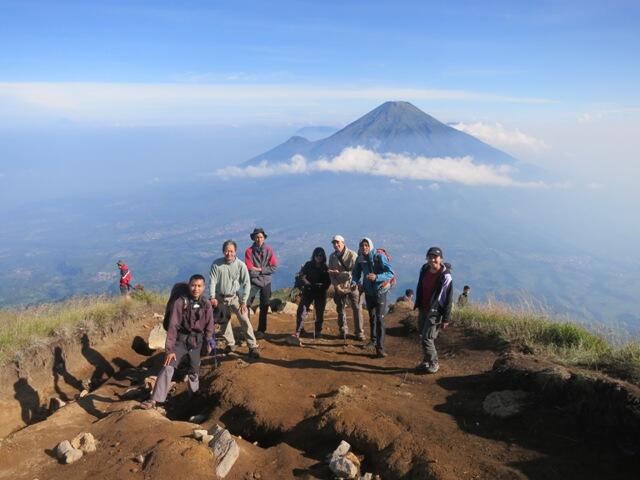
{"left": 245, "top": 228, "right": 278, "bottom": 339}
{"left": 328, "top": 235, "right": 365, "bottom": 341}
{"left": 457, "top": 285, "right": 471, "bottom": 307}
{"left": 396, "top": 289, "right": 415, "bottom": 307}
{"left": 295, "top": 247, "right": 331, "bottom": 338}
{"left": 140, "top": 274, "right": 214, "bottom": 409}
{"left": 352, "top": 238, "right": 394, "bottom": 358}
{"left": 209, "top": 240, "right": 260, "bottom": 358}
{"left": 414, "top": 247, "right": 453, "bottom": 374}
{"left": 117, "top": 260, "right": 132, "bottom": 296}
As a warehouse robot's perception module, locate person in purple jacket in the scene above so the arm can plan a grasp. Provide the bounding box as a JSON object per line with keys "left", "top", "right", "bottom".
{"left": 140, "top": 274, "right": 214, "bottom": 409}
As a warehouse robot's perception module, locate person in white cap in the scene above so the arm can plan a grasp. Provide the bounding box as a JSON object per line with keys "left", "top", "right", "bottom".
{"left": 328, "top": 235, "right": 365, "bottom": 341}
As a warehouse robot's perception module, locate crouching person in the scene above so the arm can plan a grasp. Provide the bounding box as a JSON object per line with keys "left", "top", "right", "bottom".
{"left": 415, "top": 247, "right": 453, "bottom": 374}
{"left": 141, "top": 274, "right": 214, "bottom": 409}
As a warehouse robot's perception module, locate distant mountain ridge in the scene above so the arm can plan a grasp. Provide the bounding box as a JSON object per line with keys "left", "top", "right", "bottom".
{"left": 243, "top": 101, "right": 518, "bottom": 166}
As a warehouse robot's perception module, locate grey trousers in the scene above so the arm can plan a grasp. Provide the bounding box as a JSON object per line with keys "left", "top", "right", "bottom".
{"left": 334, "top": 289, "right": 364, "bottom": 336}
{"left": 151, "top": 338, "right": 200, "bottom": 403}
{"left": 218, "top": 295, "right": 257, "bottom": 348}
{"left": 418, "top": 308, "right": 440, "bottom": 364}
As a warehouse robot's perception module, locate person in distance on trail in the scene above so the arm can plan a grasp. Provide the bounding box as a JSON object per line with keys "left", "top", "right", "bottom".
{"left": 117, "top": 260, "right": 132, "bottom": 296}
{"left": 328, "top": 235, "right": 365, "bottom": 341}
{"left": 414, "top": 247, "right": 453, "bottom": 374}
{"left": 457, "top": 285, "right": 471, "bottom": 308}
{"left": 140, "top": 274, "right": 214, "bottom": 409}
{"left": 396, "top": 289, "right": 415, "bottom": 307}
{"left": 295, "top": 247, "right": 331, "bottom": 338}
{"left": 351, "top": 238, "right": 394, "bottom": 358}
{"left": 245, "top": 228, "right": 278, "bottom": 339}
{"left": 209, "top": 240, "right": 260, "bottom": 358}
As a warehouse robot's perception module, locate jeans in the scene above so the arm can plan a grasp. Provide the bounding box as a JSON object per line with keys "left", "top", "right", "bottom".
{"left": 365, "top": 291, "right": 387, "bottom": 351}
{"left": 295, "top": 290, "right": 327, "bottom": 334}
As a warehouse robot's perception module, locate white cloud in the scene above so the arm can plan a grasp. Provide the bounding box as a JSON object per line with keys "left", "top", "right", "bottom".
{"left": 586, "top": 182, "right": 604, "bottom": 189}
{"left": 215, "top": 146, "right": 546, "bottom": 188}
{"left": 451, "top": 121, "right": 548, "bottom": 151}
{"left": 429, "top": 183, "right": 441, "bottom": 191}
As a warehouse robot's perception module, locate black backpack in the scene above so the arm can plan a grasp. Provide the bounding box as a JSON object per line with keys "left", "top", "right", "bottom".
{"left": 163, "top": 282, "right": 191, "bottom": 330}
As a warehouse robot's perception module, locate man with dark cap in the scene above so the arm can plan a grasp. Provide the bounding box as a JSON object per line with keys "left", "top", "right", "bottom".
{"left": 414, "top": 247, "right": 453, "bottom": 374}
{"left": 245, "top": 228, "right": 278, "bottom": 338}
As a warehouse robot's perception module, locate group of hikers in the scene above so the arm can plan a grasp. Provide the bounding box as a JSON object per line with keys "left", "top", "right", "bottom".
{"left": 134, "top": 228, "right": 470, "bottom": 410}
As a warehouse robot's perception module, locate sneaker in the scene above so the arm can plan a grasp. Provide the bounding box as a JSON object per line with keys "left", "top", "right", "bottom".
{"left": 375, "top": 348, "right": 387, "bottom": 358}
{"left": 426, "top": 362, "right": 440, "bottom": 374}
{"left": 248, "top": 347, "right": 261, "bottom": 359}
{"left": 415, "top": 362, "right": 429, "bottom": 374}
{"left": 254, "top": 331, "right": 265, "bottom": 340}
{"left": 355, "top": 334, "right": 366, "bottom": 342}
{"left": 224, "top": 344, "right": 238, "bottom": 354}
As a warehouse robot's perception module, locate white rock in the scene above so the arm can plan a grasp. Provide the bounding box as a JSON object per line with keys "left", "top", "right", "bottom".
{"left": 144, "top": 376, "right": 157, "bottom": 391}
{"left": 64, "top": 448, "right": 83, "bottom": 464}
{"left": 71, "top": 432, "right": 97, "bottom": 453}
{"left": 361, "top": 473, "right": 373, "bottom": 480}
{"left": 483, "top": 390, "right": 529, "bottom": 418}
{"left": 148, "top": 324, "right": 167, "bottom": 350}
{"left": 152, "top": 312, "right": 163, "bottom": 319}
{"left": 281, "top": 302, "right": 299, "bottom": 316}
{"left": 189, "top": 414, "right": 207, "bottom": 424}
{"left": 55, "top": 440, "right": 73, "bottom": 460}
{"left": 331, "top": 440, "right": 351, "bottom": 459}
{"left": 210, "top": 425, "right": 239, "bottom": 478}
{"left": 329, "top": 453, "right": 359, "bottom": 479}
{"left": 192, "top": 429, "right": 208, "bottom": 440}
{"left": 79, "top": 389, "right": 89, "bottom": 398}
{"left": 49, "top": 397, "right": 66, "bottom": 413}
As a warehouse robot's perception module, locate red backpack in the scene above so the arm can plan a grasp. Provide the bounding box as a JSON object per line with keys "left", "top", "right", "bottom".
{"left": 374, "top": 248, "right": 398, "bottom": 290}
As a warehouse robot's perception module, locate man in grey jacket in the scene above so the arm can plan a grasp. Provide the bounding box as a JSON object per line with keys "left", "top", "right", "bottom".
{"left": 328, "top": 235, "right": 365, "bottom": 341}
{"left": 209, "top": 240, "right": 260, "bottom": 358}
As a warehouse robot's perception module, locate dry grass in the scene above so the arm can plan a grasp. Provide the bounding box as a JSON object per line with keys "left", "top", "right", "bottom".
{"left": 0, "top": 291, "right": 166, "bottom": 364}
{"left": 454, "top": 301, "right": 640, "bottom": 384}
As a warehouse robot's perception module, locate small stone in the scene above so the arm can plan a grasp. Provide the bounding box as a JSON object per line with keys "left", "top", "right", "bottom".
{"left": 362, "top": 473, "right": 373, "bottom": 480}
{"left": 329, "top": 454, "right": 359, "bottom": 478}
{"left": 254, "top": 473, "right": 262, "bottom": 479}
{"left": 281, "top": 302, "right": 299, "bottom": 316}
{"left": 144, "top": 376, "right": 157, "bottom": 391}
{"left": 134, "top": 454, "right": 145, "bottom": 463}
{"left": 71, "top": 432, "right": 97, "bottom": 453}
{"left": 148, "top": 324, "right": 167, "bottom": 350}
{"left": 189, "top": 414, "right": 207, "bottom": 424}
{"left": 285, "top": 335, "right": 302, "bottom": 346}
{"left": 49, "top": 397, "right": 66, "bottom": 413}
{"left": 202, "top": 434, "right": 214, "bottom": 444}
{"left": 338, "top": 385, "right": 352, "bottom": 396}
{"left": 193, "top": 429, "right": 208, "bottom": 440}
{"left": 310, "top": 394, "right": 316, "bottom": 398}
{"left": 55, "top": 440, "right": 73, "bottom": 460}
{"left": 482, "top": 390, "right": 529, "bottom": 418}
{"left": 64, "top": 448, "right": 83, "bottom": 464}
{"left": 329, "top": 440, "right": 351, "bottom": 462}
{"left": 79, "top": 389, "right": 89, "bottom": 398}
{"left": 236, "top": 359, "right": 250, "bottom": 368}
{"left": 152, "top": 312, "right": 163, "bottom": 319}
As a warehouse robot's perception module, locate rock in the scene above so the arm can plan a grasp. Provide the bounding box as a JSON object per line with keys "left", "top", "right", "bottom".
{"left": 331, "top": 440, "right": 351, "bottom": 460}
{"left": 79, "top": 389, "right": 89, "bottom": 398}
{"left": 281, "top": 301, "right": 299, "bottom": 316}
{"left": 210, "top": 425, "right": 240, "bottom": 478}
{"left": 189, "top": 414, "right": 207, "bottom": 424}
{"left": 152, "top": 312, "right": 163, "bottom": 319}
{"left": 144, "top": 376, "right": 157, "bottom": 391}
{"left": 148, "top": 324, "right": 167, "bottom": 350}
{"left": 192, "top": 429, "right": 209, "bottom": 440}
{"left": 268, "top": 298, "right": 286, "bottom": 313}
{"left": 285, "top": 335, "right": 302, "bottom": 346}
{"left": 361, "top": 473, "right": 373, "bottom": 480}
{"left": 483, "top": 390, "right": 529, "bottom": 418}
{"left": 329, "top": 453, "right": 360, "bottom": 478}
{"left": 134, "top": 454, "right": 145, "bottom": 464}
{"left": 71, "top": 432, "right": 97, "bottom": 453}
{"left": 49, "top": 397, "right": 66, "bottom": 413}
{"left": 338, "top": 385, "right": 353, "bottom": 396}
{"left": 55, "top": 440, "right": 83, "bottom": 464}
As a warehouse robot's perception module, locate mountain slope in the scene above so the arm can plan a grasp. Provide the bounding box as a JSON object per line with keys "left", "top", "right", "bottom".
{"left": 244, "top": 101, "right": 518, "bottom": 166}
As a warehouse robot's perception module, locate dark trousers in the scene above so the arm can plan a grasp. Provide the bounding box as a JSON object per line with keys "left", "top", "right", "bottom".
{"left": 418, "top": 308, "right": 440, "bottom": 364}
{"left": 249, "top": 283, "right": 272, "bottom": 332}
{"left": 365, "top": 292, "right": 387, "bottom": 352}
{"left": 295, "top": 290, "right": 327, "bottom": 334}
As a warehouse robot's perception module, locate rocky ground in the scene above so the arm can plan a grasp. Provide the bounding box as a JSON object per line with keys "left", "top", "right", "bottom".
{"left": 0, "top": 302, "right": 638, "bottom": 479}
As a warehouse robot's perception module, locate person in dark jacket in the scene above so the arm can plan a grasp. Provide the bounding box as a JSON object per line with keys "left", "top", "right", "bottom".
{"left": 245, "top": 228, "right": 278, "bottom": 338}
{"left": 295, "top": 247, "right": 331, "bottom": 338}
{"left": 414, "top": 247, "right": 453, "bottom": 374}
{"left": 140, "top": 274, "right": 214, "bottom": 409}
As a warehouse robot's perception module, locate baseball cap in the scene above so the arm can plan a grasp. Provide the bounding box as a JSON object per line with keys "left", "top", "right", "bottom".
{"left": 331, "top": 235, "right": 345, "bottom": 243}
{"left": 427, "top": 247, "right": 443, "bottom": 257}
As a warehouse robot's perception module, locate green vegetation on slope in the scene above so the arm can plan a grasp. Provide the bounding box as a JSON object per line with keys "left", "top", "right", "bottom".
{"left": 0, "top": 289, "right": 166, "bottom": 364}
{"left": 454, "top": 303, "right": 640, "bottom": 384}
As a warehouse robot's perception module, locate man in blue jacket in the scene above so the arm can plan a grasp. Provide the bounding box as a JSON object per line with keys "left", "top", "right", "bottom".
{"left": 352, "top": 237, "right": 394, "bottom": 358}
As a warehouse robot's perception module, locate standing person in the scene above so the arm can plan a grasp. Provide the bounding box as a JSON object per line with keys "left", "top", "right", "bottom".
{"left": 328, "top": 235, "right": 365, "bottom": 341}
{"left": 245, "top": 228, "right": 278, "bottom": 338}
{"left": 352, "top": 238, "right": 394, "bottom": 358}
{"left": 209, "top": 240, "right": 260, "bottom": 358}
{"left": 414, "top": 247, "right": 453, "bottom": 374}
{"left": 457, "top": 285, "right": 471, "bottom": 307}
{"left": 116, "top": 260, "right": 132, "bottom": 296}
{"left": 140, "top": 274, "right": 214, "bottom": 409}
{"left": 295, "top": 247, "right": 331, "bottom": 338}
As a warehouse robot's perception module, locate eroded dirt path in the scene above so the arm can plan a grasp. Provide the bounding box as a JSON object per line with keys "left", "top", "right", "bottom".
{"left": 0, "top": 304, "right": 638, "bottom": 479}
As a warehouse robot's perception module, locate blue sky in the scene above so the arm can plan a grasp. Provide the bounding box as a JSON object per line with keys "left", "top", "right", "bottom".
{"left": 1, "top": 0, "right": 639, "bottom": 200}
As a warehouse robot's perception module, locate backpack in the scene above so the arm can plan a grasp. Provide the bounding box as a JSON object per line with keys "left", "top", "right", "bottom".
{"left": 163, "top": 282, "right": 191, "bottom": 330}
{"left": 373, "top": 248, "right": 398, "bottom": 290}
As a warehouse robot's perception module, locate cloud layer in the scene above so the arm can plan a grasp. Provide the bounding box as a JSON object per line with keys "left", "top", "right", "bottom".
{"left": 451, "top": 121, "right": 548, "bottom": 151}
{"left": 216, "top": 147, "right": 543, "bottom": 187}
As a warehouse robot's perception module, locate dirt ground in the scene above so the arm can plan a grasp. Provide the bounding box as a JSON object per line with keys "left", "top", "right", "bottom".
{"left": 0, "top": 302, "right": 638, "bottom": 479}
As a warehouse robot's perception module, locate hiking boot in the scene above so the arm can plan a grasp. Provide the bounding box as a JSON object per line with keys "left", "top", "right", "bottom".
{"left": 415, "top": 362, "right": 429, "bottom": 374}
{"left": 375, "top": 348, "right": 387, "bottom": 358}
{"left": 426, "top": 362, "right": 440, "bottom": 374}
{"left": 248, "top": 347, "right": 261, "bottom": 359}
{"left": 224, "top": 344, "right": 238, "bottom": 354}
{"left": 254, "top": 331, "right": 265, "bottom": 340}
